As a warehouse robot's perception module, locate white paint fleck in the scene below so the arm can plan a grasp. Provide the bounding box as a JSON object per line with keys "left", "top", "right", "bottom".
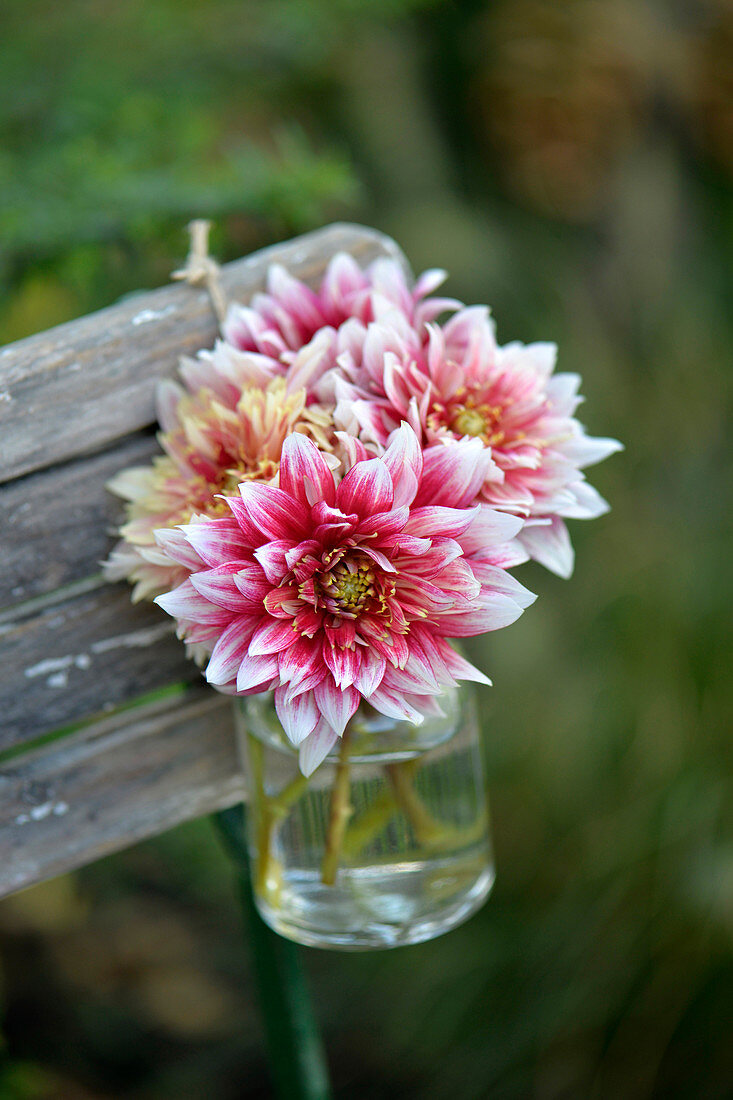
{"left": 131, "top": 304, "right": 177, "bottom": 326}
{"left": 25, "top": 651, "right": 92, "bottom": 683}
{"left": 30, "top": 802, "right": 54, "bottom": 821}
{"left": 66, "top": 361, "right": 82, "bottom": 372}
{"left": 25, "top": 655, "right": 76, "bottom": 679}
{"left": 0, "top": 390, "right": 13, "bottom": 403}
{"left": 91, "top": 622, "right": 172, "bottom": 653}
{"left": 14, "top": 800, "right": 70, "bottom": 826}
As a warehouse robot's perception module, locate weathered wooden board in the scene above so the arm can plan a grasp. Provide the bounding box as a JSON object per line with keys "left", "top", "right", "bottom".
{"left": 1, "top": 433, "right": 157, "bottom": 611}
{"left": 0, "top": 223, "right": 407, "bottom": 484}
{"left": 1, "top": 587, "right": 198, "bottom": 751}
{"left": 0, "top": 222, "right": 406, "bottom": 898}
{"left": 0, "top": 688, "right": 242, "bottom": 898}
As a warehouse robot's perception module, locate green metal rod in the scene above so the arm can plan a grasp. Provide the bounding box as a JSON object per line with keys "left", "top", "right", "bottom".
{"left": 214, "top": 805, "right": 332, "bottom": 1100}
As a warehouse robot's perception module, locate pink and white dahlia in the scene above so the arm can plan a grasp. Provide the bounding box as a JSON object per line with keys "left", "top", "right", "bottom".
{"left": 330, "top": 301, "right": 622, "bottom": 578}
{"left": 223, "top": 251, "right": 459, "bottom": 366}
{"left": 104, "top": 372, "right": 335, "bottom": 603}
{"left": 155, "top": 425, "right": 534, "bottom": 775}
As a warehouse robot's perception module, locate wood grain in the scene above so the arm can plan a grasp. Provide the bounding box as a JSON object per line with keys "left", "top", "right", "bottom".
{"left": 1, "top": 433, "right": 158, "bottom": 611}
{"left": 0, "top": 223, "right": 407, "bottom": 484}
{"left": 0, "top": 688, "right": 243, "bottom": 898}
{"left": 0, "top": 222, "right": 406, "bottom": 898}
{"left": 1, "top": 587, "right": 198, "bottom": 751}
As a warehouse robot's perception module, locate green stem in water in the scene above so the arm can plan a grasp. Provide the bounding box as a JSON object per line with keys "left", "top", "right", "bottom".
{"left": 246, "top": 734, "right": 279, "bottom": 902}
{"left": 247, "top": 733, "right": 310, "bottom": 905}
{"left": 385, "top": 757, "right": 491, "bottom": 854}
{"left": 213, "top": 806, "right": 332, "bottom": 1100}
{"left": 340, "top": 786, "right": 400, "bottom": 860}
{"left": 320, "top": 730, "right": 354, "bottom": 885}
{"left": 385, "top": 758, "right": 447, "bottom": 846}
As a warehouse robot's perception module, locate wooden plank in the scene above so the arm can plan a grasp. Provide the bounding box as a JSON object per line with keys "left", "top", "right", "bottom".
{"left": 1, "top": 433, "right": 158, "bottom": 611}
{"left": 0, "top": 688, "right": 243, "bottom": 898}
{"left": 1, "top": 588, "right": 199, "bottom": 751}
{"left": 0, "top": 223, "right": 407, "bottom": 484}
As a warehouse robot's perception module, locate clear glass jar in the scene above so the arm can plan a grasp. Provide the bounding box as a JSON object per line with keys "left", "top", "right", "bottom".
{"left": 235, "top": 685, "right": 494, "bottom": 950}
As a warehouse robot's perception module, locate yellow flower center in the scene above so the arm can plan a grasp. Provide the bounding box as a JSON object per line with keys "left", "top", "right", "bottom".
{"left": 447, "top": 399, "right": 506, "bottom": 447}
{"left": 451, "top": 406, "right": 489, "bottom": 437}
{"left": 324, "top": 561, "right": 376, "bottom": 613}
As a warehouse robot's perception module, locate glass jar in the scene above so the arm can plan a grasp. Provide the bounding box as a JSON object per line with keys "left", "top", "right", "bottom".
{"left": 235, "top": 685, "right": 494, "bottom": 950}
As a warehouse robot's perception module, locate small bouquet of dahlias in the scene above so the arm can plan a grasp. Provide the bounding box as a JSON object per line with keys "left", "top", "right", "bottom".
{"left": 106, "top": 228, "right": 620, "bottom": 949}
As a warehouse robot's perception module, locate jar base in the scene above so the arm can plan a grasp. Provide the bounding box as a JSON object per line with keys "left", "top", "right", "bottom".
{"left": 253, "top": 850, "right": 495, "bottom": 951}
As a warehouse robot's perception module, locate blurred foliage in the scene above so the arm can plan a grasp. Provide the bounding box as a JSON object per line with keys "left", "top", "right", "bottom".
{"left": 1, "top": 0, "right": 732, "bottom": 1097}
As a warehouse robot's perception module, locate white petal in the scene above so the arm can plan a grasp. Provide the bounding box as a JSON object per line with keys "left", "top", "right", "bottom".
{"left": 299, "top": 720, "right": 340, "bottom": 777}
{"left": 519, "top": 518, "right": 575, "bottom": 578}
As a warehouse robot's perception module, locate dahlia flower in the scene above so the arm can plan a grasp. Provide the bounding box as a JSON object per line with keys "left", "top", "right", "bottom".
{"left": 104, "top": 366, "right": 335, "bottom": 603}
{"left": 330, "top": 299, "right": 622, "bottom": 577}
{"left": 155, "top": 424, "right": 534, "bottom": 775}
{"left": 105, "top": 253, "right": 460, "bottom": 603}
{"left": 223, "top": 251, "right": 459, "bottom": 365}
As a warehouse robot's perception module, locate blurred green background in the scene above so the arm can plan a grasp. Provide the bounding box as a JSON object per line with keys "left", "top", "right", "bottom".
{"left": 1, "top": 0, "right": 731, "bottom": 1096}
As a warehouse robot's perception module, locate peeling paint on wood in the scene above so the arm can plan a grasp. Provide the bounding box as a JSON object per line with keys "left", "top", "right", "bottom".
{"left": 0, "top": 689, "right": 242, "bottom": 897}
{"left": 2, "top": 564, "right": 195, "bottom": 750}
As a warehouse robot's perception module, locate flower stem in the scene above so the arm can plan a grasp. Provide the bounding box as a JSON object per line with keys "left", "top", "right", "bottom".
{"left": 320, "top": 731, "right": 354, "bottom": 886}
{"left": 385, "top": 758, "right": 447, "bottom": 846}
{"left": 246, "top": 733, "right": 283, "bottom": 904}
{"left": 214, "top": 806, "right": 332, "bottom": 1100}
{"left": 341, "top": 786, "right": 400, "bottom": 860}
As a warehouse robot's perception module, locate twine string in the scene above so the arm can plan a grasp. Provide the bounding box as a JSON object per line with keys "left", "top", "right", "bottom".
{"left": 172, "top": 219, "right": 228, "bottom": 326}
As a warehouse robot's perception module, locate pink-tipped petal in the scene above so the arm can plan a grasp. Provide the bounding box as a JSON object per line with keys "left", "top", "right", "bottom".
{"left": 237, "top": 482, "right": 309, "bottom": 541}
{"left": 352, "top": 654, "right": 387, "bottom": 697}
{"left": 417, "top": 439, "right": 494, "bottom": 508}
{"left": 382, "top": 422, "right": 423, "bottom": 507}
{"left": 299, "top": 719, "right": 340, "bottom": 777}
{"left": 279, "top": 432, "right": 336, "bottom": 509}
{"left": 323, "top": 643, "right": 361, "bottom": 690}
{"left": 404, "top": 505, "right": 479, "bottom": 540}
{"left": 437, "top": 594, "right": 527, "bottom": 635}
{"left": 155, "top": 579, "right": 232, "bottom": 627}
{"left": 279, "top": 638, "right": 328, "bottom": 698}
{"left": 314, "top": 679, "right": 360, "bottom": 737}
{"left": 254, "top": 540, "right": 298, "bottom": 585}
{"left": 153, "top": 527, "right": 206, "bottom": 571}
{"left": 336, "top": 457, "right": 394, "bottom": 515}
{"left": 249, "top": 616, "right": 299, "bottom": 656}
{"left": 274, "top": 686, "right": 320, "bottom": 746}
{"left": 206, "top": 618, "right": 258, "bottom": 684}
{"left": 368, "top": 686, "right": 426, "bottom": 725}
{"left": 190, "top": 565, "right": 263, "bottom": 612}
{"left": 184, "top": 518, "right": 250, "bottom": 566}
{"left": 236, "top": 651, "right": 280, "bottom": 692}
